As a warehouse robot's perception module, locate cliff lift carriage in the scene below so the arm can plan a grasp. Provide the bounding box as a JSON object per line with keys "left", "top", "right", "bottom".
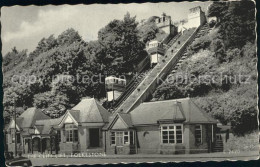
{"left": 147, "top": 40, "right": 165, "bottom": 66}
{"left": 105, "top": 76, "right": 127, "bottom": 102}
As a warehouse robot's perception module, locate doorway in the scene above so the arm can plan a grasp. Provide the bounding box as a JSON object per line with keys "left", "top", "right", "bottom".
{"left": 89, "top": 128, "right": 100, "bottom": 147}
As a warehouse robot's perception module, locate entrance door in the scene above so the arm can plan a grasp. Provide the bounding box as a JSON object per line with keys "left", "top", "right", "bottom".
{"left": 116, "top": 132, "right": 123, "bottom": 146}
{"left": 89, "top": 128, "right": 100, "bottom": 147}
{"left": 32, "top": 137, "right": 41, "bottom": 152}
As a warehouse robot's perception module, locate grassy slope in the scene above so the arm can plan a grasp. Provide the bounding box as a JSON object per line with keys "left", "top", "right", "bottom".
{"left": 151, "top": 26, "right": 257, "bottom": 135}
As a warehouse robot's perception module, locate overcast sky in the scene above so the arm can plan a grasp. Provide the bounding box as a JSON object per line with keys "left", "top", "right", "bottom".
{"left": 1, "top": 2, "right": 211, "bottom": 55}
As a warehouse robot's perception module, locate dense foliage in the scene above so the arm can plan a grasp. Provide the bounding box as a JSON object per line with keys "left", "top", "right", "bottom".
{"left": 153, "top": 1, "right": 257, "bottom": 135}
{"left": 3, "top": 13, "right": 156, "bottom": 120}
{"left": 137, "top": 16, "right": 167, "bottom": 44}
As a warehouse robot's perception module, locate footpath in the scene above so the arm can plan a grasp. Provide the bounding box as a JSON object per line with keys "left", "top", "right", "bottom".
{"left": 24, "top": 151, "right": 259, "bottom": 159}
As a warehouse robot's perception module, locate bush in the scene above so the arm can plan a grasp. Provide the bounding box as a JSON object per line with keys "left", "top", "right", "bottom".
{"left": 224, "top": 131, "right": 259, "bottom": 152}
{"left": 226, "top": 48, "right": 241, "bottom": 62}
{"left": 210, "top": 38, "right": 226, "bottom": 62}
{"left": 188, "top": 35, "right": 211, "bottom": 55}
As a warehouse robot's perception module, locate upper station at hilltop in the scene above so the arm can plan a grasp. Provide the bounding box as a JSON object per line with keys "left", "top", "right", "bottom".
{"left": 155, "top": 6, "right": 208, "bottom": 35}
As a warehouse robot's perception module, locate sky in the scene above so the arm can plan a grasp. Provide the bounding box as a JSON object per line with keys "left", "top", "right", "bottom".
{"left": 1, "top": 2, "right": 211, "bottom": 55}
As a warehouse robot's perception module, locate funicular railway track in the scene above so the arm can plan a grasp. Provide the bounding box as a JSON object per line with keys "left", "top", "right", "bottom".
{"left": 107, "top": 23, "right": 207, "bottom": 114}
{"left": 111, "top": 59, "right": 152, "bottom": 111}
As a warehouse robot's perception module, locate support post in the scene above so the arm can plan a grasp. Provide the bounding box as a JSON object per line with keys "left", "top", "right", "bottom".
{"left": 135, "top": 131, "right": 138, "bottom": 154}
{"left": 31, "top": 136, "right": 33, "bottom": 154}
{"left": 50, "top": 136, "right": 52, "bottom": 155}
{"left": 40, "top": 138, "right": 42, "bottom": 154}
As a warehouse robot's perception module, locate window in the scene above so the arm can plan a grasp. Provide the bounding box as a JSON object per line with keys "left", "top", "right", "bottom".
{"left": 195, "top": 125, "right": 202, "bottom": 144}
{"left": 161, "top": 125, "right": 183, "bottom": 144}
{"left": 110, "top": 132, "right": 115, "bottom": 145}
{"left": 116, "top": 132, "right": 123, "bottom": 146}
{"left": 110, "top": 131, "right": 134, "bottom": 145}
{"left": 176, "top": 126, "right": 182, "bottom": 144}
{"left": 65, "top": 124, "right": 78, "bottom": 142}
{"left": 124, "top": 132, "right": 129, "bottom": 144}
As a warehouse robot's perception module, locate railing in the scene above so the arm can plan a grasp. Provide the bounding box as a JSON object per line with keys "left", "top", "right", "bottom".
{"left": 116, "top": 25, "right": 202, "bottom": 114}
{"left": 164, "top": 33, "right": 181, "bottom": 50}
{"left": 161, "top": 34, "right": 174, "bottom": 44}
{"left": 112, "top": 67, "right": 153, "bottom": 111}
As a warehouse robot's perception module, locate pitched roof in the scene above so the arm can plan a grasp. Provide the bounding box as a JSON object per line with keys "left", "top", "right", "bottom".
{"left": 35, "top": 117, "right": 63, "bottom": 134}
{"left": 103, "top": 113, "right": 133, "bottom": 130}
{"left": 118, "top": 113, "right": 133, "bottom": 127}
{"left": 15, "top": 118, "right": 24, "bottom": 129}
{"left": 8, "top": 107, "right": 50, "bottom": 129}
{"left": 67, "top": 98, "right": 110, "bottom": 123}
{"left": 130, "top": 98, "right": 217, "bottom": 125}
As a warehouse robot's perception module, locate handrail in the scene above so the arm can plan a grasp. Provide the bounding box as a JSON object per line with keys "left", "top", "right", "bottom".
{"left": 123, "top": 26, "right": 202, "bottom": 113}
{"left": 112, "top": 63, "right": 152, "bottom": 110}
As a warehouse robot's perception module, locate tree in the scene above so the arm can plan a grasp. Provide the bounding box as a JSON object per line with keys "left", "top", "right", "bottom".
{"left": 97, "top": 12, "right": 146, "bottom": 74}
{"left": 33, "top": 91, "right": 70, "bottom": 117}
{"left": 57, "top": 28, "right": 83, "bottom": 46}
{"left": 208, "top": 1, "right": 255, "bottom": 48}
{"left": 207, "top": 2, "right": 227, "bottom": 22}
{"left": 137, "top": 16, "right": 162, "bottom": 44}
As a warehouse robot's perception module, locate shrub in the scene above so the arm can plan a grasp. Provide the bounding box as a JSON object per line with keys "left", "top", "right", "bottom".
{"left": 210, "top": 38, "right": 226, "bottom": 62}
{"left": 188, "top": 35, "right": 211, "bottom": 55}
{"left": 224, "top": 131, "right": 259, "bottom": 152}
{"left": 226, "top": 48, "right": 241, "bottom": 62}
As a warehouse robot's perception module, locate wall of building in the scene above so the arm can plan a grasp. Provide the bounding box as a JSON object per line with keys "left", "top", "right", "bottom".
{"left": 7, "top": 132, "right": 23, "bottom": 154}
{"left": 104, "top": 131, "right": 133, "bottom": 155}
{"left": 7, "top": 143, "right": 23, "bottom": 154}
{"left": 188, "top": 124, "right": 212, "bottom": 154}
{"left": 160, "top": 26, "right": 171, "bottom": 34}
{"left": 159, "top": 124, "right": 191, "bottom": 155}
{"left": 59, "top": 126, "right": 81, "bottom": 154}
{"left": 135, "top": 124, "right": 194, "bottom": 155}
{"left": 200, "top": 12, "right": 206, "bottom": 26}
{"left": 178, "top": 8, "right": 206, "bottom": 32}
{"left": 78, "top": 126, "right": 87, "bottom": 151}
{"left": 59, "top": 126, "right": 103, "bottom": 154}
{"left": 136, "top": 125, "right": 160, "bottom": 154}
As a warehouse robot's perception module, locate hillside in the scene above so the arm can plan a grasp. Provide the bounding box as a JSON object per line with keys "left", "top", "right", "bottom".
{"left": 3, "top": 13, "right": 165, "bottom": 123}
{"left": 151, "top": 1, "right": 257, "bottom": 135}
{"left": 3, "top": 2, "right": 257, "bottom": 136}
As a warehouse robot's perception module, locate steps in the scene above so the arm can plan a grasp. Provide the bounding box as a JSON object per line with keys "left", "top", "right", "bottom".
{"left": 213, "top": 140, "right": 224, "bottom": 152}
{"left": 164, "top": 33, "right": 181, "bottom": 50}
{"left": 112, "top": 67, "right": 153, "bottom": 111}
{"left": 108, "top": 33, "right": 181, "bottom": 111}
{"left": 169, "top": 23, "right": 210, "bottom": 75}
{"left": 193, "top": 23, "right": 210, "bottom": 38}
{"left": 113, "top": 26, "right": 201, "bottom": 114}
